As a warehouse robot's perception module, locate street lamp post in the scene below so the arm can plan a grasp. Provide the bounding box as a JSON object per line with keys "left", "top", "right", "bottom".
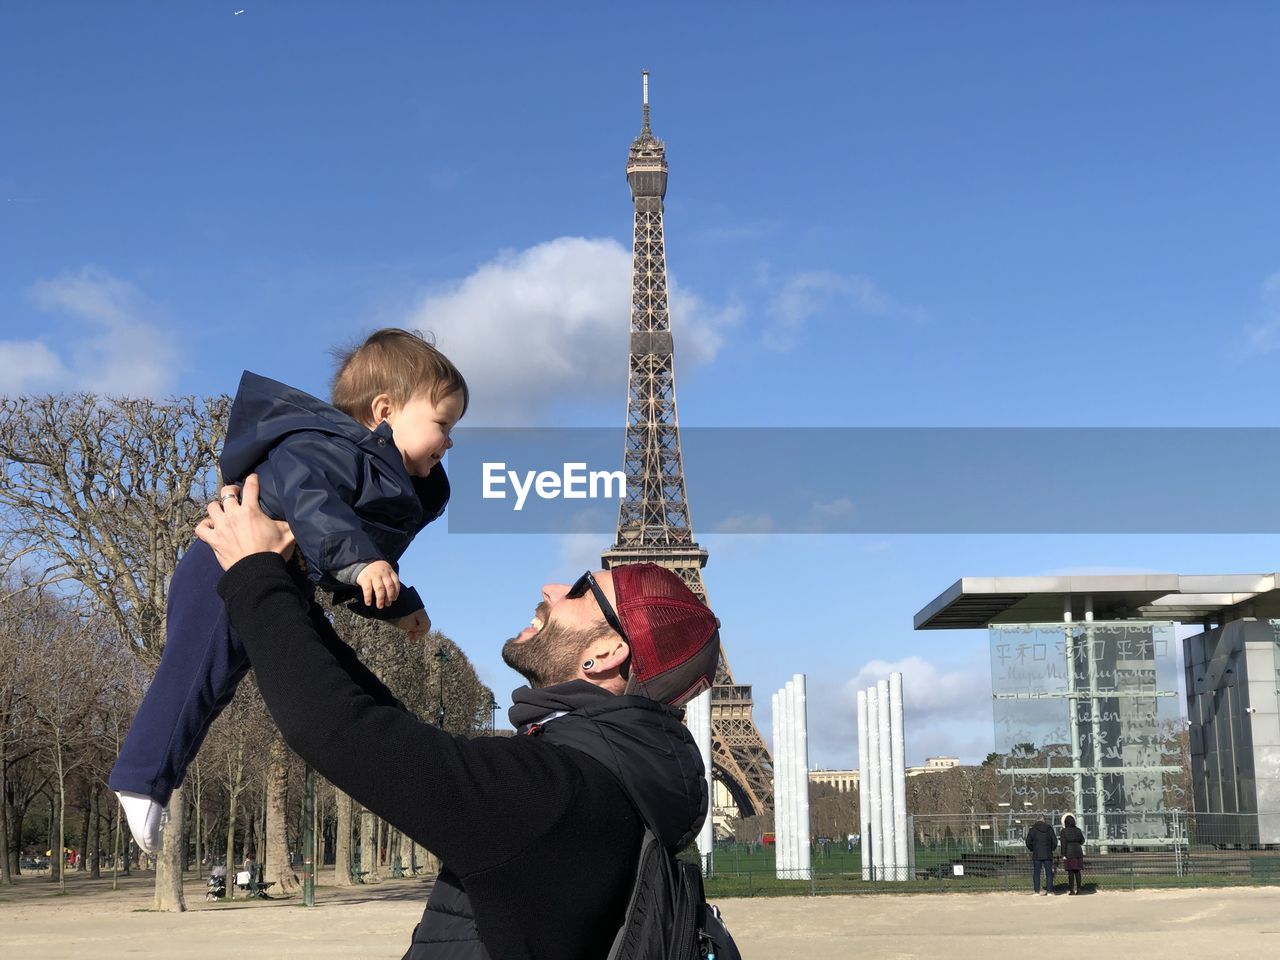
{"left": 488, "top": 696, "right": 500, "bottom": 734}
{"left": 434, "top": 644, "right": 450, "bottom": 728}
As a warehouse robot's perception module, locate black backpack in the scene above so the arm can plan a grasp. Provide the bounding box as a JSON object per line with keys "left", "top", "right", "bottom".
{"left": 529, "top": 697, "right": 741, "bottom": 960}
{"left": 606, "top": 826, "right": 741, "bottom": 960}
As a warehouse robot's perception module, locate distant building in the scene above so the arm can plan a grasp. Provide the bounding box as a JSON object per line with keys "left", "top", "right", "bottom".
{"left": 809, "top": 769, "right": 859, "bottom": 793}
{"left": 806, "top": 758, "right": 962, "bottom": 795}
{"left": 907, "top": 756, "right": 961, "bottom": 777}
{"left": 1186, "top": 619, "right": 1280, "bottom": 844}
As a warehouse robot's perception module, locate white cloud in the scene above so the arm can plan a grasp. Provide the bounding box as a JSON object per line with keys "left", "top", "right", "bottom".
{"left": 799, "top": 652, "right": 994, "bottom": 768}
{"left": 402, "top": 237, "right": 736, "bottom": 424}
{"left": 764, "top": 270, "right": 925, "bottom": 352}
{"left": 0, "top": 340, "right": 69, "bottom": 394}
{"left": 11, "top": 266, "right": 178, "bottom": 396}
{"left": 713, "top": 513, "right": 776, "bottom": 534}
{"left": 843, "top": 655, "right": 991, "bottom": 725}
{"left": 1241, "top": 271, "right": 1280, "bottom": 355}
{"left": 804, "top": 497, "right": 856, "bottom": 531}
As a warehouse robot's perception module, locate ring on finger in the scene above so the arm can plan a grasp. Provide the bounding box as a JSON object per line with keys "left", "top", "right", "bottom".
{"left": 219, "top": 493, "right": 238, "bottom": 504}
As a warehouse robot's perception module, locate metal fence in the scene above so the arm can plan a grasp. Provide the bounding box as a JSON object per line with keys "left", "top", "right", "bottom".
{"left": 702, "top": 811, "right": 1280, "bottom": 898}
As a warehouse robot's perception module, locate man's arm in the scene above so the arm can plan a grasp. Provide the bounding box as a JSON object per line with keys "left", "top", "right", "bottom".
{"left": 217, "top": 555, "right": 579, "bottom": 873}
{"left": 197, "top": 478, "right": 581, "bottom": 874}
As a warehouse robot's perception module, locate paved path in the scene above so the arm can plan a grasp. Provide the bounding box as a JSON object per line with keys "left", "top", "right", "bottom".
{"left": 2, "top": 871, "right": 1278, "bottom": 958}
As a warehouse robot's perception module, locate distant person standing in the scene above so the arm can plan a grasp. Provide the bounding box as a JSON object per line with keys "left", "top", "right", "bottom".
{"left": 1059, "top": 815, "right": 1086, "bottom": 895}
{"left": 1025, "top": 816, "right": 1058, "bottom": 895}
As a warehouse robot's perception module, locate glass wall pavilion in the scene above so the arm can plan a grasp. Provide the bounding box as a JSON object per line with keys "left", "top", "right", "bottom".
{"left": 915, "top": 574, "right": 1280, "bottom": 847}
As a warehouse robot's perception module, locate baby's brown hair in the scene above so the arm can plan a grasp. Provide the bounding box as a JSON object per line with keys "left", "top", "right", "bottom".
{"left": 331, "top": 328, "right": 469, "bottom": 426}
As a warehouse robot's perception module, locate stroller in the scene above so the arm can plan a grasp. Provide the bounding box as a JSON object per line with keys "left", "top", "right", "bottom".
{"left": 206, "top": 865, "right": 227, "bottom": 901}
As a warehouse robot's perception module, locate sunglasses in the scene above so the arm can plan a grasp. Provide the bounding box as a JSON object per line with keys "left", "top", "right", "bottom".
{"left": 565, "top": 571, "right": 629, "bottom": 642}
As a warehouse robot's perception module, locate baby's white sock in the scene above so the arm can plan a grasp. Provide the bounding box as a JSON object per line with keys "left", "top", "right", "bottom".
{"left": 117, "top": 792, "right": 168, "bottom": 854}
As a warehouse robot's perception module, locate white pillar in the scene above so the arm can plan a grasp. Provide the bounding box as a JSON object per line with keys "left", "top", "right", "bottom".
{"left": 794, "top": 673, "right": 811, "bottom": 881}
{"left": 890, "top": 672, "right": 908, "bottom": 881}
{"left": 686, "top": 689, "right": 714, "bottom": 874}
{"left": 772, "top": 691, "right": 785, "bottom": 880}
{"left": 877, "top": 677, "right": 894, "bottom": 881}
{"left": 778, "top": 680, "right": 788, "bottom": 875}
{"left": 857, "top": 689, "right": 870, "bottom": 880}
{"left": 866, "top": 685, "right": 882, "bottom": 880}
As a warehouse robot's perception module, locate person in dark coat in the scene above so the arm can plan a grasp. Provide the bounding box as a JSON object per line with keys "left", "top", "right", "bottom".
{"left": 1025, "top": 816, "right": 1058, "bottom": 895}
{"left": 110, "top": 329, "right": 467, "bottom": 853}
{"left": 195, "top": 476, "right": 720, "bottom": 960}
{"left": 1059, "top": 814, "right": 1087, "bottom": 895}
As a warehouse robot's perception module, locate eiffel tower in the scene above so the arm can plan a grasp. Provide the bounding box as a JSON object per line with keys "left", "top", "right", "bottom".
{"left": 601, "top": 72, "right": 774, "bottom": 818}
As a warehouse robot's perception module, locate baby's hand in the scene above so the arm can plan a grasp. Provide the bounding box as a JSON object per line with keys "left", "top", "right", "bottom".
{"left": 357, "top": 561, "right": 401, "bottom": 609}
{"left": 396, "top": 609, "right": 431, "bottom": 642}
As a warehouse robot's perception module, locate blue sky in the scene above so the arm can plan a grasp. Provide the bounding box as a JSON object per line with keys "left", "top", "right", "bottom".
{"left": 4, "top": 2, "right": 1280, "bottom": 768}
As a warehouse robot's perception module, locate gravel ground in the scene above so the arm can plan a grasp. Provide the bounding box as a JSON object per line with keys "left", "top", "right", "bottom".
{"left": 2, "top": 869, "right": 1277, "bottom": 959}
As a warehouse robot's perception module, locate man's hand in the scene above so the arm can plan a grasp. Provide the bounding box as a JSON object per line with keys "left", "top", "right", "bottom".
{"left": 395, "top": 609, "right": 431, "bottom": 642}
{"left": 195, "top": 474, "right": 296, "bottom": 571}
{"left": 357, "top": 560, "right": 401, "bottom": 609}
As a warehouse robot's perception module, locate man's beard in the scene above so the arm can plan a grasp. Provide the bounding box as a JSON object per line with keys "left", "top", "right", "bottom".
{"left": 501, "top": 615, "right": 590, "bottom": 689}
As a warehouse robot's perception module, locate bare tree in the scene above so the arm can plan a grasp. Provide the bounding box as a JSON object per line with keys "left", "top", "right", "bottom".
{"left": 0, "top": 393, "right": 228, "bottom": 910}
{"left": 809, "top": 782, "right": 858, "bottom": 840}
{"left": 264, "top": 736, "right": 301, "bottom": 894}
{"left": 26, "top": 593, "right": 119, "bottom": 892}
{"left": 359, "top": 806, "right": 381, "bottom": 882}
{"left": 0, "top": 580, "right": 42, "bottom": 884}
{"left": 333, "top": 785, "right": 355, "bottom": 886}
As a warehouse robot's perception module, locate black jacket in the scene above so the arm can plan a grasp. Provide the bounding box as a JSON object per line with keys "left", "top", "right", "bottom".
{"left": 1025, "top": 822, "right": 1058, "bottom": 859}
{"left": 219, "top": 556, "right": 706, "bottom": 960}
{"left": 1059, "top": 825, "right": 1086, "bottom": 860}
{"left": 220, "top": 371, "right": 449, "bottom": 621}
{"left": 407, "top": 688, "right": 707, "bottom": 960}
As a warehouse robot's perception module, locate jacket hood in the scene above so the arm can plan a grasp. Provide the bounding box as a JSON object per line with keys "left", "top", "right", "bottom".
{"left": 512, "top": 681, "right": 707, "bottom": 851}
{"left": 1029, "top": 822, "right": 1053, "bottom": 834}
{"left": 221, "top": 371, "right": 405, "bottom": 482}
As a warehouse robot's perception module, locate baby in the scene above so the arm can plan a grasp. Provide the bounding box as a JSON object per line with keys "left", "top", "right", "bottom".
{"left": 109, "top": 328, "right": 467, "bottom": 851}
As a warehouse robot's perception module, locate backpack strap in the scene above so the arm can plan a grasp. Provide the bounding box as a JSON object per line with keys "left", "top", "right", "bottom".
{"left": 605, "top": 827, "right": 664, "bottom": 960}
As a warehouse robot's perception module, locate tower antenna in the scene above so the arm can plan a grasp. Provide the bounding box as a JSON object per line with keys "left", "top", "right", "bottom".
{"left": 642, "top": 70, "right": 650, "bottom": 133}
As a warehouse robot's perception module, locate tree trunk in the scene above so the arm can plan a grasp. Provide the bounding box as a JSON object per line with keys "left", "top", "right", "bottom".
{"left": 316, "top": 787, "right": 327, "bottom": 874}
{"left": 333, "top": 789, "right": 353, "bottom": 886}
{"left": 265, "top": 740, "right": 300, "bottom": 895}
{"left": 89, "top": 787, "right": 101, "bottom": 879}
{"left": 153, "top": 783, "right": 187, "bottom": 911}
{"left": 112, "top": 798, "right": 122, "bottom": 890}
{"left": 225, "top": 784, "right": 238, "bottom": 900}
{"left": 56, "top": 756, "right": 67, "bottom": 892}
{"left": 0, "top": 758, "right": 10, "bottom": 885}
{"left": 192, "top": 760, "right": 204, "bottom": 874}
{"left": 360, "top": 808, "right": 381, "bottom": 882}
{"left": 252, "top": 799, "right": 264, "bottom": 867}
{"left": 77, "top": 790, "right": 90, "bottom": 872}
{"left": 48, "top": 791, "right": 60, "bottom": 884}
{"left": 398, "top": 830, "right": 414, "bottom": 876}
{"left": 118, "top": 800, "right": 131, "bottom": 876}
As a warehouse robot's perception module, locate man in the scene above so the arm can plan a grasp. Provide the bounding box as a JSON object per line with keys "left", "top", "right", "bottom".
{"left": 1024, "top": 815, "right": 1058, "bottom": 896}
{"left": 196, "top": 475, "right": 719, "bottom": 960}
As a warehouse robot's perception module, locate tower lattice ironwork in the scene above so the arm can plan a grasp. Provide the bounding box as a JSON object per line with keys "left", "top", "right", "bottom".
{"left": 602, "top": 72, "right": 774, "bottom": 818}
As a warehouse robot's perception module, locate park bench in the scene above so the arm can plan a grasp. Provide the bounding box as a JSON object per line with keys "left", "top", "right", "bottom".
{"left": 234, "top": 865, "right": 276, "bottom": 899}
